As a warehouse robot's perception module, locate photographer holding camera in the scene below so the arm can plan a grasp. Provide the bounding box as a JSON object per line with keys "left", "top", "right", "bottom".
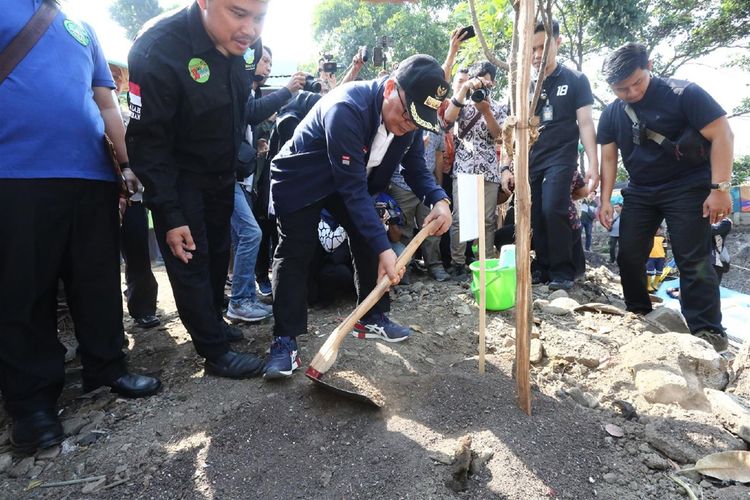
{"left": 444, "top": 61, "right": 506, "bottom": 278}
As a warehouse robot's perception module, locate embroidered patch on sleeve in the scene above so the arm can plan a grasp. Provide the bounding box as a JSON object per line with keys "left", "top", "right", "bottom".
{"left": 341, "top": 155, "right": 350, "bottom": 166}
{"left": 128, "top": 82, "right": 142, "bottom": 120}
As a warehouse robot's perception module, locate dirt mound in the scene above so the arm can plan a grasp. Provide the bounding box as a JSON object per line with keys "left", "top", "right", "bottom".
{"left": 1, "top": 252, "right": 748, "bottom": 498}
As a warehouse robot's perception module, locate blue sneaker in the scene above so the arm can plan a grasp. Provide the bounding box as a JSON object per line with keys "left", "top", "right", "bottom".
{"left": 264, "top": 336, "right": 301, "bottom": 379}
{"left": 351, "top": 312, "right": 411, "bottom": 343}
{"left": 227, "top": 298, "right": 272, "bottom": 323}
{"left": 257, "top": 279, "right": 272, "bottom": 297}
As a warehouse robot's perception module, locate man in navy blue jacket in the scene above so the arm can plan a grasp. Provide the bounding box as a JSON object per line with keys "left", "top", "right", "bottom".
{"left": 266, "top": 55, "right": 453, "bottom": 379}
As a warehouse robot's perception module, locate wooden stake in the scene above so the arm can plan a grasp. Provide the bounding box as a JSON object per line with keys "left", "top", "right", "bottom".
{"left": 477, "top": 175, "right": 486, "bottom": 374}
{"left": 513, "top": 0, "right": 535, "bottom": 416}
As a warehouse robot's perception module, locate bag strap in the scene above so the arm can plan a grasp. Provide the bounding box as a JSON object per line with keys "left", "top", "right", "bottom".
{"left": 0, "top": 2, "right": 59, "bottom": 86}
{"left": 457, "top": 109, "right": 483, "bottom": 140}
{"left": 623, "top": 104, "right": 676, "bottom": 152}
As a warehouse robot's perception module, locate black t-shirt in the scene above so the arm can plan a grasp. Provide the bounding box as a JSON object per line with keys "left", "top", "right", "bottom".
{"left": 529, "top": 64, "right": 593, "bottom": 170}
{"left": 597, "top": 77, "right": 725, "bottom": 188}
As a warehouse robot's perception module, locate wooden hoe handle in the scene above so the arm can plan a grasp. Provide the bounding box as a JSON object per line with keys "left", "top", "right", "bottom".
{"left": 307, "top": 219, "right": 440, "bottom": 377}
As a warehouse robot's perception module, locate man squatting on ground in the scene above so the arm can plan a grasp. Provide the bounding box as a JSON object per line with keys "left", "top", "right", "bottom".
{"left": 127, "top": 0, "right": 271, "bottom": 379}
{"left": 597, "top": 42, "right": 734, "bottom": 352}
{"left": 265, "top": 55, "right": 454, "bottom": 379}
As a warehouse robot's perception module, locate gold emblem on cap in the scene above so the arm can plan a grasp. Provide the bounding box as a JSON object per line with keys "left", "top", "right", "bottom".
{"left": 410, "top": 102, "right": 439, "bottom": 132}
{"left": 436, "top": 85, "right": 448, "bottom": 97}
{"left": 423, "top": 95, "right": 442, "bottom": 110}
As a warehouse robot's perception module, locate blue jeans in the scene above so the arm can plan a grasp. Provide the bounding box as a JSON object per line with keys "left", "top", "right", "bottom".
{"left": 530, "top": 164, "right": 576, "bottom": 281}
{"left": 230, "top": 183, "right": 262, "bottom": 302}
{"left": 581, "top": 217, "right": 593, "bottom": 251}
{"left": 618, "top": 182, "right": 722, "bottom": 333}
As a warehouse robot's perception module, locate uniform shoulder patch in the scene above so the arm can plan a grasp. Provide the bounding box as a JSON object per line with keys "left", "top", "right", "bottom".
{"left": 63, "top": 19, "right": 90, "bottom": 47}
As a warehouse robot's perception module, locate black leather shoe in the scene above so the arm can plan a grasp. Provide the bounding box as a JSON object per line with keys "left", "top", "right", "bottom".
{"left": 133, "top": 314, "right": 160, "bottom": 329}
{"left": 205, "top": 351, "right": 265, "bottom": 379}
{"left": 10, "top": 409, "right": 64, "bottom": 456}
{"left": 84, "top": 373, "right": 162, "bottom": 398}
{"left": 221, "top": 321, "right": 244, "bottom": 342}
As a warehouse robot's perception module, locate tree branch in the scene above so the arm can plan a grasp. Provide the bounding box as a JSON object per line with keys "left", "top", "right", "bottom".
{"left": 529, "top": 0, "right": 553, "bottom": 115}
{"left": 468, "top": 0, "right": 509, "bottom": 71}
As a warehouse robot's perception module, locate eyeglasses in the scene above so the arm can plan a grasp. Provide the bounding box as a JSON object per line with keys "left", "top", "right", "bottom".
{"left": 394, "top": 84, "right": 417, "bottom": 128}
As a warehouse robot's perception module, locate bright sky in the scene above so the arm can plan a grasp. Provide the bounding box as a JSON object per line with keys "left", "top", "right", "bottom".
{"left": 61, "top": 0, "right": 749, "bottom": 156}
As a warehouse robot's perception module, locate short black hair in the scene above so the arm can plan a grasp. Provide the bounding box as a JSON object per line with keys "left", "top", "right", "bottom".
{"left": 468, "top": 61, "right": 497, "bottom": 81}
{"left": 534, "top": 19, "right": 559, "bottom": 37}
{"left": 603, "top": 42, "right": 649, "bottom": 84}
{"left": 263, "top": 46, "right": 272, "bottom": 57}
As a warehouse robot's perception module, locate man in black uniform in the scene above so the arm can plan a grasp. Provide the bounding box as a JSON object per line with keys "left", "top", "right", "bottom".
{"left": 126, "top": 0, "right": 268, "bottom": 378}
{"left": 502, "top": 20, "right": 599, "bottom": 291}
{"left": 597, "top": 42, "right": 734, "bottom": 351}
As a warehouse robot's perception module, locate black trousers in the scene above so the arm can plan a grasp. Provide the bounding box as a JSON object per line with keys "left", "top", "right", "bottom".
{"left": 0, "top": 179, "right": 127, "bottom": 418}
{"left": 530, "top": 163, "right": 577, "bottom": 281}
{"left": 272, "top": 194, "right": 387, "bottom": 338}
{"left": 152, "top": 172, "right": 234, "bottom": 360}
{"left": 618, "top": 182, "right": 722, "bottom": 332}
{"left": 254, "top": 214, "right": 277, "bottom": 283}
{"left": 609, "top": 236, "right": 620, "bottom": 263}
{"left": 121, "top": 201, "right": 158, "bottom": 319}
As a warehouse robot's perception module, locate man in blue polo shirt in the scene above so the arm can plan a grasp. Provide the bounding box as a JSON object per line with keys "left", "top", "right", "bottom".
{"left": 266, "top": 55, "right": 453, "bottom": 379}
{"left": 0, "top": 0, "right": 160, "bottom": 455}
{"left": 597, "top": 42, "right": 734, "bottom": 351}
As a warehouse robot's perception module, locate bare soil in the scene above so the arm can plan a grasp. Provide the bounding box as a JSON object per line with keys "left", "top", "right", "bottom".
{"left": 1, "top": 225, "right": 749, "bottom": 499}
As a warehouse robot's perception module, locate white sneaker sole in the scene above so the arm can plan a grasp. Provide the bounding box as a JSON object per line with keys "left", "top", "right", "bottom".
{"left": 226, "top": 310, "right": 272, "bottom": 323}
{"left": 349, "top": 330, "right": 410, "bottom": 343}
{"left": 264, "top": 354, "right": 301, "bottom": 379}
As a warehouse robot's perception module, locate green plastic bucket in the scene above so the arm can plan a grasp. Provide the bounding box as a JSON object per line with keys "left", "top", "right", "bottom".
{"left": 469, "top": 259, "right": 516, "bottom": 311}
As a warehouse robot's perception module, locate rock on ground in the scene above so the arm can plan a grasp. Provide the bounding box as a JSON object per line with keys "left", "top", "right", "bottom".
{"left": 619, "top": 332, "right": 728, "bottom": 407}
{"left": 542, "top": 297, "right": 579, "bottom": 315}
{"left": 728, "top": 340, "right": 750, "bottom": 400}
{"left": 704, "top": 388, "right": 750, "bottom": 443}
{"left": 530, "top": 339, "right": 544, "bottom": 364}
{"left": 644, "top": 416, "right": 747, "bottom": 463}
{"left": 8, "top": 457, "right": 34, "bottom": 479}
{"left": 544, "top": 330, "right": 608, "bottom": 368}
{"left": 0, "top": 453, "right": 12, "bottom": 474}
{"left": 644, "top": 307, "right": 690, "bottom": 333}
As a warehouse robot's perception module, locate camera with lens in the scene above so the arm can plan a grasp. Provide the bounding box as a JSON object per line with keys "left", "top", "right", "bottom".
{"left": 375, "top": 200, "right": 403, "bottom": 226}
{"left": 631, "top": 121, "right": 647, "bottom": 145}
{"left": 304, "top": 75, "right": 322, "bottom": 93}
{"left": 358, "top": 45, "right": 369, "bottom": 63}
{"left": 320, "top": 53, "right": 338, "bottom": 74}
{"left": 469, "top": 86, "right": 489, "bottom": 103}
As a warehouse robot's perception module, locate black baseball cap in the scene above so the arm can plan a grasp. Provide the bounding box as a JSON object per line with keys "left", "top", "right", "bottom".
{"left": 393, "top": 54, "right": 451, "bottom": 133}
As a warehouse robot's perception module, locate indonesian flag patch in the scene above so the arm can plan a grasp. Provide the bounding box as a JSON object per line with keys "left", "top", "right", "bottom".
{"left": 128, "top": 81, "right": 142, "bottom": 120}
{"left": 341, "top": 155, "right": 350, "bottom": 165}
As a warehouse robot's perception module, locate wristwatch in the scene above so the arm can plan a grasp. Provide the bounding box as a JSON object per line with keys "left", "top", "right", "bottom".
{"left": 450, "top": 97, "right": 465, "bottom": 108}
{"left": 711, "top": 181, "right": 731, "bottom": 192}
{"left": 500, "top": 165, "right": 512, "bottom": 174}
